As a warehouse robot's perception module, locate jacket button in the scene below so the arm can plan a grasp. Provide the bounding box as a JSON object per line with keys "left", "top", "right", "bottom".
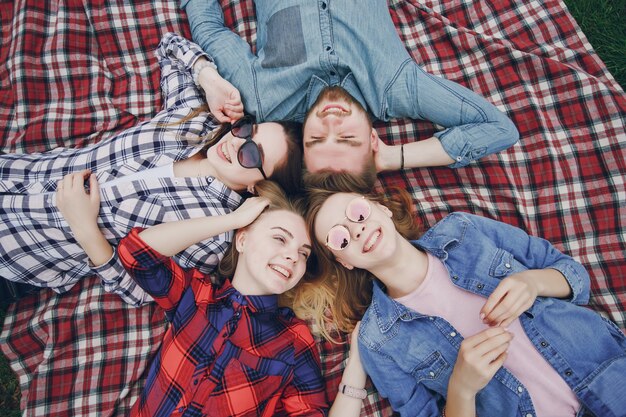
{"left": 450, "top": 332, "right": 457, "bottom": 337}
{"left": 452, "top": 275, "right": 459, "bottom": 280}
{"left": 540, "top": 341, "right": 548, "bottom": 347}
{"left": 429, "top": 371, "right": 435, "bottom": 377}
{"left": 517, "top": 386, "right": 524, "bottom": 393}
{"left": 477, "top": 283, "right": 484, "bottom": 290}
{"left": 565, "top": 370, "right": 572, "bottom": 376}
{"left": 505, "top": 263, "right": 511, "bottom": 268}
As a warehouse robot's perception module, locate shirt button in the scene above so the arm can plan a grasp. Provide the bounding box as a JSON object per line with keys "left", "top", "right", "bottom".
{"left": 207, "top": 177, "right": 213, "bottom": 183}
{"left": 452, "top": 275, "right": 459, "bottom": 280}
{"left": 330, "top": 71, "right": 336, "bottom": 76}
{"left": 456, "top": 156, "right": 462, "bottom": 162}
{"left": 540, "top": 341, "right": 548, "bottom": 347}
{"left": 517, "top": 386, "right": 524, "bottom": 393}
{"left": 450, "top": 332, "right": 457, "bottom": 337}
{"left": 505, "top": 263, "right": 511, "bottom": 268}
{"left": 476, "top": 283, "right": 484, "bottom": 290}
{"left": 321, "top": 2, "right": 327, "bottom": 10}
{"left": 526, "top": 414, "right": 533, "bottom": 417}
{"left": 325, "top": 46, "right": 332, "bottom": 51}
{"left": 429, "top": 371, "right": 435, "bottom": 377}
{"left": 565, "top": 370, "right": 573, "bottom": 376}
{"left": 429, "top": 317, "right": 434, "bottom": 321}
{"left": 193, "top": 379, "right": 198, "bottom": 385}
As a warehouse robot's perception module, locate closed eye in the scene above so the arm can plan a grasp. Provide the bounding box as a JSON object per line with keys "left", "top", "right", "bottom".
{"left": 273, "top": 235, "right": 286, "bottom": 244}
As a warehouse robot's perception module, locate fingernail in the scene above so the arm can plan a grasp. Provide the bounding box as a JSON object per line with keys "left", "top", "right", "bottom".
{"left": 479, "top": 313, "right": 485, "bottom": 320}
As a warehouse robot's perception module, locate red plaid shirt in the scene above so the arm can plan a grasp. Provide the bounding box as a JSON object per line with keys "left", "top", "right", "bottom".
{"left": 118, "top": 228, "right": 328, "bottom": 417}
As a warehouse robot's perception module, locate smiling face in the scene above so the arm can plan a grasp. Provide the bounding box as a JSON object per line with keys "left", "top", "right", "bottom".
{"left": 233, "top": 210, "right": 312, "bottom": 296}
{"left": 314, "top": 193, "right": 397, "bottom": 271}
{"left": 303, "top": 87, "right": 377, "bottom": 174}
{"left": 205, "top": 122, "right": 289, "bottom": 192}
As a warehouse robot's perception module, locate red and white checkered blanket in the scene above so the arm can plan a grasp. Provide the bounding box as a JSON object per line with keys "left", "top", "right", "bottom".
{"left": 1, "top": 0, "right": 625, "bottom": 416}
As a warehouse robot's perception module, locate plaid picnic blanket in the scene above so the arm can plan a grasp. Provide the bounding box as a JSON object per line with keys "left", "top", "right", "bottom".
{"left": 1, "top": 0, "right": 625, "bottom": 416}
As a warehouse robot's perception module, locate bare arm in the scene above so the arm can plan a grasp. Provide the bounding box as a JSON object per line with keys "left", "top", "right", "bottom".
{"left": 329, "top": 322, "right": 368, "bottom": 417}
{"left": 480, "top": 268, "right": 572, "bottom": 327}
{"left": 137, "top": 197, "right": 269, "bottom": 257}
{"left": 375, "top": 136, "right": 454, "bottom": 173}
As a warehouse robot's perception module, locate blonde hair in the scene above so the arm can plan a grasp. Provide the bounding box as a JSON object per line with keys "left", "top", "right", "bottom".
{"left": 290, "top": 172, "right": 422, "bottom": 342}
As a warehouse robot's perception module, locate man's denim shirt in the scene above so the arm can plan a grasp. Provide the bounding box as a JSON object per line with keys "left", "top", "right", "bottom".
{"left": 359, "top": 212, "right": 626, "bottom": 417}
{"left": 181, "top": 0, "right": 519, "bottom": 168}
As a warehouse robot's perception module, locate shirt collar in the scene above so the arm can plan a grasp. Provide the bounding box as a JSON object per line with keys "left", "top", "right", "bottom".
{"left": 214, "top": 279, "right": 279, "bottom": 313}
{"left": 370, "top": 280, "right": 423, "bottom": 333}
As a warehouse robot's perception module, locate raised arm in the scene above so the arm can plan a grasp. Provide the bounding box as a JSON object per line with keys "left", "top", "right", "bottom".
{"left": 180, "top": 0, "right": 257, "bottom": 115}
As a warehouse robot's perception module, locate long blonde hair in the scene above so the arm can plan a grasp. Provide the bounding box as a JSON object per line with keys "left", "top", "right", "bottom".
{"left": 289, "top": 172, "right": 422, "bottom": 342}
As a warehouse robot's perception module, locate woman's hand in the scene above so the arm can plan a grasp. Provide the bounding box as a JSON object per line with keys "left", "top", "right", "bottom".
{"left": 480, "top": 272, "right": 540, "bottom": 328}
{"left": 195, "top": 59, "right": 244, "bottom": 123}
{"left": 56, "top": 170, "right": 101, "bottom": 237}
{"left": 230, "top": 197, "right": 270, "bottom": 229}
{"left": 448, "top": 327, "right": 511, "bottom": 399}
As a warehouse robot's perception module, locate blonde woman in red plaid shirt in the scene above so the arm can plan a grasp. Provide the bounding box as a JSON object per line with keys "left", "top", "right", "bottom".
{"left": 56, "top": 178, "right": 367, "bottom": 417}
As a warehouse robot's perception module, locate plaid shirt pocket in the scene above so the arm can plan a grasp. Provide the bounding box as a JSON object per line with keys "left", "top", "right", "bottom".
{"left": 110, "top": 195, "right": 167, "bottom": 235}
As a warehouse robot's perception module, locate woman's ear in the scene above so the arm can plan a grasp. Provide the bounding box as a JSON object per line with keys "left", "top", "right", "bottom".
{"left": 235, "top": 229, "right": 247, "bottom": 253}
{"left": 247, "top": 184, "right": 256, "bottom": 194}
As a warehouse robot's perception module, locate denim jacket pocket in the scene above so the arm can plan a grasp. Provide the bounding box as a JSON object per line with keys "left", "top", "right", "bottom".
{"left": 488, "top": 248, "right": 520, "bottom": 277}
{"left": 410, "top": 351, "right": 449, "bottom": 383}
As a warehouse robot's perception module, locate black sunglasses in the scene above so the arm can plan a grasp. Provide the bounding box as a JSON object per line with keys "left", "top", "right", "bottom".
{"left": 230, "top": 116, "right": 267, "bottom": 179}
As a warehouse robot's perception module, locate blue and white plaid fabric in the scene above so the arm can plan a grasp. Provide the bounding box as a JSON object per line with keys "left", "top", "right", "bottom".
{"left": 0, "top": 34, "right": 241, "bottom": 306}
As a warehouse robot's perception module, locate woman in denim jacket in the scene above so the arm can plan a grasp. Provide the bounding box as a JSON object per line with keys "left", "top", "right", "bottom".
{"left": 298, "top": 178, "right": 626, "bottom": 417}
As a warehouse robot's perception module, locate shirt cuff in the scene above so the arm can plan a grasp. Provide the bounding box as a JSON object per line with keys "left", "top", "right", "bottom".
{"left": 90, "top": 247, "right": 153, "bottom": 306}
{"left": 548, "top": 260, "right": 590, "bottom": 305}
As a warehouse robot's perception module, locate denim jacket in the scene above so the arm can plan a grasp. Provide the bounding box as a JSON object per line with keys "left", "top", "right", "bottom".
{"left": 359, "top": 212, "right": 626, "bottom": 417}
{"left": 181, "top": 0, "right": 519, "bottom": 168}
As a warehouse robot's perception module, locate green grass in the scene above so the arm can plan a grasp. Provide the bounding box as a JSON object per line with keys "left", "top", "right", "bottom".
{"left": 0, "top": 2, "right": 624, "bottom": 415}
{"left": 0, "top": 302, "right": 21, "bottom": 417}
{"left": 563, "top": 0, "right": 626, "bottom": 88}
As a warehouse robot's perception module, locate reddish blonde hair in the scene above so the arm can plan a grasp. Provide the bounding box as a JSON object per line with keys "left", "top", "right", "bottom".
{"left": 287, "top": 172, "right": 422, "bottom": 342}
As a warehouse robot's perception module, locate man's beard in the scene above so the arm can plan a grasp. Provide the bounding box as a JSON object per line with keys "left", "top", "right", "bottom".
{"left": 304, "top": 86, "right": 367, "bottom": 123}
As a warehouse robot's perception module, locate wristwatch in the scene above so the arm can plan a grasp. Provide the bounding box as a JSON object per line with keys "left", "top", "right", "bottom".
{"left": 192, "top": 59, "right": 217, "bottom": 87}
{"left": 338, "top": 383, "right": 367, "bottom": 400}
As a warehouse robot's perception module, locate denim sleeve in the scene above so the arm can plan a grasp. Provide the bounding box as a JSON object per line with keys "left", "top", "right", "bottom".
{"left": 181, "top": 0, "right": 258, "bottom": 116}
{"left": 458, "top": 213, "right": 591, "bottom": 304}
{"left": 386, "top": 62, "right": 519, "bottom": 168}
{"left": 359, "top": 339, "right": 442, "bottom": 417}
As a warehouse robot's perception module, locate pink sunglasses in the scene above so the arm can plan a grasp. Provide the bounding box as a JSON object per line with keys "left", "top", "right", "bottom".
{"left": 325, "top": 196, "right": 371, "bottom": 251}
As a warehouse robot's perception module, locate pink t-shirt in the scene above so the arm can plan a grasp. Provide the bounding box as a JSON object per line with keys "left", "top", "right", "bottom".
{"left": 395, "top": 253, "right": 579, "bottom": 417}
